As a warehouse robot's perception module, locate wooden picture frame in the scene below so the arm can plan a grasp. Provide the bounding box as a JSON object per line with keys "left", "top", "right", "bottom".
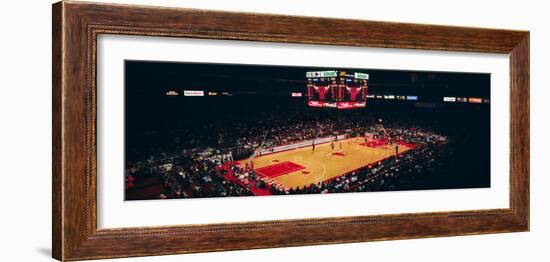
{"left": 52, "top": 1, "right": 529, "bottom": 261}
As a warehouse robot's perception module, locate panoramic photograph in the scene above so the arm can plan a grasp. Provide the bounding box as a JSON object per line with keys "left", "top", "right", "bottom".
{"left": 124, "top": 61, "right": 491, "bottom": 201}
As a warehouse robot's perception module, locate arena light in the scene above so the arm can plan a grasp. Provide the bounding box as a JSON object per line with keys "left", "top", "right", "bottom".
{"left": 366, "top": 94, "right": 375, "bottom": 98}
{"left": 443, "top": 97, "right": 456, "bottom": 102}
{"left": 165, "top": 90, "right": 179, "bottom": 96}
{"left": 208, "top": 91, "right": 218, "bottom": 96}
{"left": 468, "top": 97, "right": 482, "bottom": 103}
{"left": 384, "top": 95, "right": 395, "bottom": 99}
{"left": 406, "top": 96, "right": 418, "bottom": 101}
{"left": 291, "top": 92, "right": 302, "bottom": 97}
{"left": 457, "top": 97, "right": 468, "bottom": 102}
{"left": 183, "top": 90, "right": 204, "bottom": 97}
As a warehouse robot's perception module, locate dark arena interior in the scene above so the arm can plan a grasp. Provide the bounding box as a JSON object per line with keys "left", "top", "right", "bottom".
{"left": 124, "top": 61, "right": 491, "bottom": 201}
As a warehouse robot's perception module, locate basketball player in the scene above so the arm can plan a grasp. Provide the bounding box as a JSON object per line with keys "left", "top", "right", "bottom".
{"left": 395, "top": 144, "right": 399, "bottom": 157}
{"left": 312, "top": 139, "right": 315, "bottom": 151}
{"left": 330, "top": 141, "right": 335, "bottom": 151}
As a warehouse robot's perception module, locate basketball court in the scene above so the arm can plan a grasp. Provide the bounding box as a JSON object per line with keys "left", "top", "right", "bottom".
{"left": 238, "top": 138, "right": 413, "bottom": 189}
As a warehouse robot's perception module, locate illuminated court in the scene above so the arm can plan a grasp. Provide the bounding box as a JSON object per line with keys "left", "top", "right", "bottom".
{"left": 239, "top": 138, "right": 413, "bottom": 189}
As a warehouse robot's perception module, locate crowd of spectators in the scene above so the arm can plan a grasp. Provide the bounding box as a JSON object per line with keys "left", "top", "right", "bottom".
{"left": 125, "top": 109, "right": 450, "bottom": 199}
{"left": 126, "top": 149, "right": 253, "bottom": 199}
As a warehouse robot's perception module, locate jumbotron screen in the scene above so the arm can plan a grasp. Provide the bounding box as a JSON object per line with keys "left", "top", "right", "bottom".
{"left": 306, "top": 70, "right": 369, "bottom": 109}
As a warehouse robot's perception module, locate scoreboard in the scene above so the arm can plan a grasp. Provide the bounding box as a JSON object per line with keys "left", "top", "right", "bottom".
{"left": 306, "top": 70, "right": 369, "bottom": 109}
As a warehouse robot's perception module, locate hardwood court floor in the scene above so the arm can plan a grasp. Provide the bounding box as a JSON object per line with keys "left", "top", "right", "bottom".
{"left": 239, "top": 138, "right": 412, "bottom": 189}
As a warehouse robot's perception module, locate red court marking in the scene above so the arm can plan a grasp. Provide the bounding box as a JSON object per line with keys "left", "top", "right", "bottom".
{"left": 332, "top": 152, "right": 346, "bottom": 156}
{"left": 396, "top": 141, "right": 417, "bottom": 149}
{"left": 255, "top": 161, "right": 305, "bottom": 178}
{"left": 358, "top": 140, "right": 386, "bottom": 148}
{"left": 358, "top": 139, "right": 417, "bottom": 149}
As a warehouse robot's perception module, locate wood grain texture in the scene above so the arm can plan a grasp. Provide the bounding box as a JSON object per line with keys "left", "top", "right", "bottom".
{"left": 52, "top": 2, "right": 63, "bottom": 260}
{"left": 509, "top": 34, "right": 530, "bottom": 226}
{"left": 52, "top": 1, "right": 530, "bottom": 261}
